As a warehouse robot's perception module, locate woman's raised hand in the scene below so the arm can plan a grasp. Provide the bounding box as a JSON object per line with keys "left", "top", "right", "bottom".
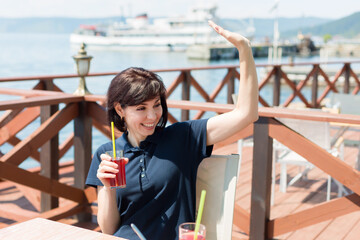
{"left": 208, "top": 20, "right": 251, "bottom": 54}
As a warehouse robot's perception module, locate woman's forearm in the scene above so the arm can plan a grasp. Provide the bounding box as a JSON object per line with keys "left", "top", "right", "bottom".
{"left": 235, "top": 41, "right": 259, "bottom": 121}
{"left": 97, "top": 186, "right": 121, "bottom": 235}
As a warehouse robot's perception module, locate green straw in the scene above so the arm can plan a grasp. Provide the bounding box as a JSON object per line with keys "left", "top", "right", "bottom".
{"left": 111, "top": 121, "right": 116, "bottom": 159}
{"left": 194, "top": 190, "right": 206, "bottom": 240}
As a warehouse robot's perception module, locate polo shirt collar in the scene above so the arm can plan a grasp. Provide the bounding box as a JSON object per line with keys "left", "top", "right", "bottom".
{"left": 119, "top": 129, "right": 161, "bottom": 153}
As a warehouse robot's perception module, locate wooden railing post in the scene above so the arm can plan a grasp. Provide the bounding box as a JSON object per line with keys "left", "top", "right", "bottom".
{"left": 273, "top": 66, "right": 281, "bottom": 106}
{"left": 74, "top": 101, "right": 92, "bottom": 221}
{"left": 181, "top": 71, "right": 191, "bottom": 121}
{"left": 228, "top": 68, "right": 235, "bottom": 104}
{"left": 250, "top": 117, "right": 273, "bottom": 240}
{"left": 40, "top": 80, "right": 59, "bottom": 212}
{"left": 312, "top": 64, "right": 319, "bottom": 108}
{"left": 343, "top": 63, "right": 350, "bottom": 93}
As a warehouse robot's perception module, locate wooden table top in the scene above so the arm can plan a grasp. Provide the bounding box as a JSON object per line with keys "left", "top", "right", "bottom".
{"left": 0, "top": 218, "right": 127, "bottom": 240}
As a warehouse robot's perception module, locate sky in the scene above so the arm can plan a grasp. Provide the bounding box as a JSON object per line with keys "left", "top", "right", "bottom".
{"left": 1, "top": 0, "right": 360, "bottom": 20}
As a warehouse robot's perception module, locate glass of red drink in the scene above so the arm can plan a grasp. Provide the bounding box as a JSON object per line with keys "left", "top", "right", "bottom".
{"left": 105, "top": 150, "right": 126, "bottom": 188}
{"left": 179, "top": 222, "right": 206, "bottom": 240}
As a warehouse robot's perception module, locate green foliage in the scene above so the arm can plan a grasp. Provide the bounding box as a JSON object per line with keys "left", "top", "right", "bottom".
{"left": 284, "top": 11, "right": 360, "bottom": 38}
{"left": 323, "top": 34, "right": 332, "bottom": 43}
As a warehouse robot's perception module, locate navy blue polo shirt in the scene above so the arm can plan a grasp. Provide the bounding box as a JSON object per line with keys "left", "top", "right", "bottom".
{"left": 86, "top": 119, "right": 213, "bottom": 240}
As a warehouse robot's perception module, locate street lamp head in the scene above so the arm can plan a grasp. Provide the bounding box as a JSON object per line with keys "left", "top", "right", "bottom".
{"left": 73, "top": 43, "right": 93, "bottom": 95}
{"left": 72, "top": 43, "right": 93, "bottom": 77}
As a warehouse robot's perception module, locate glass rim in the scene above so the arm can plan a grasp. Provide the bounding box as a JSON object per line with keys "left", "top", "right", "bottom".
{"left": 179, "top": 222, "right": 205, "bottom": 229}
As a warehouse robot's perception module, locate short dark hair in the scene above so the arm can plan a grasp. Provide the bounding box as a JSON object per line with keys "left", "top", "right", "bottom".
{"left": 106, "top": 67, "right": 168, "bottom": 132}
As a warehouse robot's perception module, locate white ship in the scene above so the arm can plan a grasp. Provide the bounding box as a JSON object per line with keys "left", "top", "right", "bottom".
{"left": 70, "top": 5, "right": 251, "bottom": 51}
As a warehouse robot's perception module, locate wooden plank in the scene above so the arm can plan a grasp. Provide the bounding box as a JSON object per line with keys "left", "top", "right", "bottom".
{"left": 86, "top": 101, "right": 112, "bottom": 136}
{"left": 0, "top": 161, "right": 86, "bottom": 203}
{"left": 227, "top": 68, "right": 235, "bottom": 104}
{"left": 193, "top": 69, "right": 232, "bottom": 119}
{"left": 233, "top": 204, "right": 250, "bottom": 235}
{"left": 0, "top": 218, "right": 124, "bottom": 240}
{"left": 269, "top": 167, "right": 328, "bottom": 220}
{"left": 344, "top": 212, "right": 360, "bottom": 239}
{"left": 38, "top": 202, "right": 85, "bottom": 221}
{"left": 214, "top": 124, "right": 253, "bottom": 150}
{"left": 0, "top": 88, "right": 63, "bottom": 97}
{"left": 273, "top": 66, "right": 281, "bottom": 106}
{"left": 249, "top": 117, "right": 273, "bottom": 240}
{"left": 0, "top": 107, "right": 40, "bottom": 145}
{"left": 167, "top": 101, "right": 360, "bottom": 126}
{"left": 59, "top": 133, "right": 74, "bottom": 159}
{"left": 317, "top": 66, "right": 343, "bottom": 103}
{"left": 0, "top": 94, "right": 83, "bottom": 110}
{"left": 14, "top": 184, "right": 41, "bottom": 212}
{"left": 311, "top": 65, "right": 319, "bottom": 107}
{"left": 0, "top": 109, "right": 23, "bottom": 128}
{"left": 1, "top": 103, "right": 78, "bottom": 166}
{"left": 0, "top": 203, "right": 37, "bottom": 222}
{"left": 181, "top": 71, "right": 191, "bottom": 121}
{"left": 260, "top": 107, "right": 360, "bottom": 125}
{"left": 40, "top": 103, "right": 60, "bottom": 212}
{"left": 74, "top": 101, "right": 93, "bottom": 221}
{"left": 268, "top": 193, "right": 360, "bottom": 237}
{"left": 84, "top": 187, "right": 97, "bottom": 203}
{"left": 166, "top": 72, "right": 184, "bottom": 97}
{"left": 281, "top": 68, "right": 311, "bottom": 107}
{"left": 259, "top": 67, "right": 275, "bottom": 90}
{"left": 315, "top": 210, "right": 360, "bottom": 239}
{"left": 190, "top": 74, "right": 210, "bottom": 101}
{"left": 268, "top": 118, "right": 360, "bottom": 197}
{"left": 74, "top": 101, "right": 92, "bottom": 190}
{"left": 7, "top": 136, "right": 40, "bottom": 161}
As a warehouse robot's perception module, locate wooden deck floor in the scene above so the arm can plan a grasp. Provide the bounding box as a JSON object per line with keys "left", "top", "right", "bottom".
{"left": 0, "top": 129, "right": 359, "bottom": 239}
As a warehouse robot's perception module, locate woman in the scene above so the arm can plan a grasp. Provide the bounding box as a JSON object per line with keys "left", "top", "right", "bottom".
{"left": 86, "top": 21, "right": 258, "bottom": 240}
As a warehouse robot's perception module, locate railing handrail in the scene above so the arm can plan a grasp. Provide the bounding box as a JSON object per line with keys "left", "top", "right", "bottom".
{"left": 2, "top": 90, "right": 359, "bottom": 125}
{"left": 1, "top": 60, "right": 360, "bottom": 83}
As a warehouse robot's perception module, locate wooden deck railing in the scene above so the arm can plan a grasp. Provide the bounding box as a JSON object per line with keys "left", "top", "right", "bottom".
{"left": 1, "top": 61, "right": 360, "bottom": 238}
{"left": 1, "top": 60, "right": 360, "bottom": 121}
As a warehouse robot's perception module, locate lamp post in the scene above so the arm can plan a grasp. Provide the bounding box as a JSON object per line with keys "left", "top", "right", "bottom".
{"left": 73, "top": 43, "right": 93, "bottom": 95}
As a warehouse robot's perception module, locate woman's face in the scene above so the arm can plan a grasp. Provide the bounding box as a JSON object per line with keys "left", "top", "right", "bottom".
{"left": 115, "top": 97, "right": 163, "bottom": 146}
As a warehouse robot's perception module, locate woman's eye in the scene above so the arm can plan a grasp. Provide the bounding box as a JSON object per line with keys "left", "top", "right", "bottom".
{"left": 154, "top": 103, "right": 161, "bottom": 108}
{"left": 137, "top": 107, "right": 145, "bottom": 111}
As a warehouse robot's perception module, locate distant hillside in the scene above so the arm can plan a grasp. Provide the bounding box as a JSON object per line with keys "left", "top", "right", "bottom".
{"left": 222, "top": 17, "right": 330, "bottom": 38}
{"left": 283, "top": 11, "right": 360, "bottom": 38}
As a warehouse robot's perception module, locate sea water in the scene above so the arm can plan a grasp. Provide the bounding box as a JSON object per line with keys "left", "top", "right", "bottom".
{"left": 0, "top": 32, "right": 356, "bottom": 169}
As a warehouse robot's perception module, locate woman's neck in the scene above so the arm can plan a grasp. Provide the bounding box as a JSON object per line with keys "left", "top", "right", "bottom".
{"left": 127, "top": 132, "right": 144, "bottom": 148}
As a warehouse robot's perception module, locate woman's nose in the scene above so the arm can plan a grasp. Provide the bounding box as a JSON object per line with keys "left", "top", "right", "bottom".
{"left": 147, "top": 110, "right": 156, "bottom": 120}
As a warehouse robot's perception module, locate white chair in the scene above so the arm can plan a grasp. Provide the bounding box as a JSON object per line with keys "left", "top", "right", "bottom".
{"left": 330, "top": 93, "right": 360, "bottom": 115}
{"left": 196, "top": 154, "right": 240, "bottom": 240}
{"left": 273, "top": 117, "right": 347, "bottom": 201}
{"left": 329, "top": 93, "right": 360, "bottom": 171}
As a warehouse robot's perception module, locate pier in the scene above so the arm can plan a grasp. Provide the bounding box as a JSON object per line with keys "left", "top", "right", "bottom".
{"left": 1, "top": 60, "right": 360, "bottom": 239}
{"left": 186, "top": 43, "right": 298, "bottom": 60}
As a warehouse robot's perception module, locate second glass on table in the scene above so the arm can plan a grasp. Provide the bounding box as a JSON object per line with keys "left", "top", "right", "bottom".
{"left": 106, "top": 150, "right": 126, "bottom": 188}
{"left": 179, "top": 222, "right": 206, "bottom": 240}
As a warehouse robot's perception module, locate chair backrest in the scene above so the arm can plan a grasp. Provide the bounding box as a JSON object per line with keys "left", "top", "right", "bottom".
{"left": 196, "top": 154, "right": 240, "bottom": 240}
{"left": 330, "top": 93, "right": 360, "bottom": 115}
{"left": 276, "top": 117, "right": 331, "bottom": 150}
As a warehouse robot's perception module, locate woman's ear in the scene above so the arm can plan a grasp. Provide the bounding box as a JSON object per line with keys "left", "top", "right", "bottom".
{"left": 114, "top": 103, "right": 124, "bottom": 117}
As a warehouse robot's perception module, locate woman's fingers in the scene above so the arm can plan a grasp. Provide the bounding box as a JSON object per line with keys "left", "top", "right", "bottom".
{"left": 208, "top": 20, "right": 224, "bottom": 35}
{"left": 208, "top": 20, "right": 249, "bottom": 49}
{"left": 97, "top": 154, "right": 128, "bottom": 184}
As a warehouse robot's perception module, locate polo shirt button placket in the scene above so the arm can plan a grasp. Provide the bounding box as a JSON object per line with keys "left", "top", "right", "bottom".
{"left": 140, "top": 156, "right": 146, "bottom": 179}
